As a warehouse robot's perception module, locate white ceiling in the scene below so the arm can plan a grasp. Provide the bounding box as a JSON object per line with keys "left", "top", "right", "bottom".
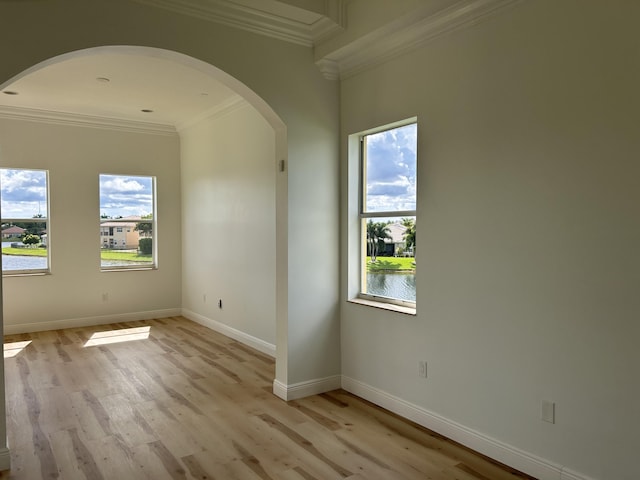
{"left": 0, "top": 0, "right": 344, "bottom": 130}
{"left": 0, "top": 0, "right": 511, "bottom": 127}
{"left": 0, "top": 52, "right": 239, "bottom": 130}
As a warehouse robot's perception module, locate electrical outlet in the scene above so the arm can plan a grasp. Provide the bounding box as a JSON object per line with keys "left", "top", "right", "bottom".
{"left": 418, "top": 360, "right": 427, "bottom": 378}
{"left": 541, "top": 400, "right": 555, "bottom": 424}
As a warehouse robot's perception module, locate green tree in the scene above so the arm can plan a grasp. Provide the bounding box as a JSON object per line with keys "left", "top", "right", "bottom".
{"left": 138, "top": 237, "right": 152, "bottom": 255}
{"left": 135, "top": 213, "right": 153, "bottom": 236}
{"left": 12, "top": 214, "right": 46, "bottom": 235}
{"left": 367, "top": 220, "right": 391, "bottom": 262}
{"left": 22, "top": 233, "right": 41, "bottom": 247}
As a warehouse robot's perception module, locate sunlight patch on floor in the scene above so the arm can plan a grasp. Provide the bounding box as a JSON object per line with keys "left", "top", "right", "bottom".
{"left": 4, "top": 340, "right": 32, "bottom": 358}
{"left": 84, "top": 326, "right": 151, "bottom": 347}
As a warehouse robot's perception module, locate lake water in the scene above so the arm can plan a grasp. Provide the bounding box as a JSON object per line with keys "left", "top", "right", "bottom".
{"left": 367, "top": 272, "right": 416, "bottom": 302}
{"left": 3, "top": 242, "right": 417, "bottom": 302}
{"left": 1, "top": 255, "right": 47, "bottom": 271}
{"left": 2, "top": 242, "right": 47, "bottom": 271}
{"left": 2, "top": 243, "right": 151, "bottom": 271}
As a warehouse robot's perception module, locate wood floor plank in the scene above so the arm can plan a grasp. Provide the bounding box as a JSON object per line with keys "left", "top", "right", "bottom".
{"left": 134, "top": 399, "right": 205, "bottom": 459}
{"left": 15, "top": 356, "right": 60, "bottom": 479}
{"left": 181, "top": 454, "right": 218, "bottom": 480}
{"left": 97, "top": 393, "right": 157, "bottom": 448}
{"left": 87, "top": 434, "right": 140, "bottom": 479}
{"left": 257, "top": 413, "right": 353, "bottom": 478}
{"left": 66, "top": 427, "right": 106, "bottom": 480}
{"left": 147, "top": 440, "right": 189, "bottom": 480}
{"left": 2, "top": 316, "right": 534, "bottom": 480}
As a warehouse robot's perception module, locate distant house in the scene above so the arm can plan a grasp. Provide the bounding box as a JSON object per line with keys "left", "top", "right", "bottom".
{"left": 1, "top": 225, "right": 26, "bottom": 239}
{"left": 380, "top": 222, "right": 414, "bottom": 257}
{"left": 99, "top": 216, "right": 141, "bottom": 249}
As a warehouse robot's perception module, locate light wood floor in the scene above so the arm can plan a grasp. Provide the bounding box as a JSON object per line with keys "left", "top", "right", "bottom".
{"left": 2, "top": 317, "right": 534, "bottom": 480}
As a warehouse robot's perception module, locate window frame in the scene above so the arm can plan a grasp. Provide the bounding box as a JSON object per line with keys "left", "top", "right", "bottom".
{"left": 99, "top": 174, "right": 157, "bottom": 272}
{"left": 352, "top": 118, "right": 418, "bottom": 311}
{"left": 0, "top": 168, "right": 51, "bottom": 276}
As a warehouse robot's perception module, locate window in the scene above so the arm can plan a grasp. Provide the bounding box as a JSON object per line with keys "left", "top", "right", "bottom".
{"left": 1, "top": 168, "right": 50, "bottom": 275}
{"left": 99, "top": 174, "right": 156, "bottom": 270}
{"left": 358, "top": 121, "right": 417, "bottom": 308}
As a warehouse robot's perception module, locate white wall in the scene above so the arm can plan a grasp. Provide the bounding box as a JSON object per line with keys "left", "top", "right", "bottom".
{"left": 0, "top": 117, "right": 182, "bottom": 331}
{"left": 340, "top": 1, "right": 640, "bottom": 480}
{"left": 180, "top": 101, "right": 276, "bottom": 352}
{"left": 0, "top": 0, "right": 341, "bottom": 428}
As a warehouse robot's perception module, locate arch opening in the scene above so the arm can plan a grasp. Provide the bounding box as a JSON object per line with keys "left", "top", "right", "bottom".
{"left": 0, "top": 45, "right": 288, "bottom": 388}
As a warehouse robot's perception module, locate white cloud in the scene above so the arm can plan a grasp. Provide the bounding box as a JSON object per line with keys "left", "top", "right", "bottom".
{"left": 365, "top": 123, "right": 417, "bottom": 212}
{"left": 0, "top": 168, "right": 48, "bottom": 218}
{"left": 100, "top": 174, "right": 153, "bottom": 217}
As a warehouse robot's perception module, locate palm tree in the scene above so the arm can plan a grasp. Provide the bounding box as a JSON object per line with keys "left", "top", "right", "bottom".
{"left": 367, "top": 220, "right": 391, "bottom": 262}
{"left": 401, "top": 217, "right": 416, "bottom": 254}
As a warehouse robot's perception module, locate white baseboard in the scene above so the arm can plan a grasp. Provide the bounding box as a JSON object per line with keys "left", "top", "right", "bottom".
{"left": 0, "top": 447, "right": 10, "bottom": 471}
{"left": 273, "top": 379, "right": 288, "bottom": 400}
{"left": 181, "top": 309, "right": 275, "bottom": 358}
{"left": 341, "top": 376, "right": 596, "bottom": 480}
{"left": 3, "top": 308, "right": 182, "bottom": 335}
{"left": 273, "top": 375, "right": 342, "bottom": 401}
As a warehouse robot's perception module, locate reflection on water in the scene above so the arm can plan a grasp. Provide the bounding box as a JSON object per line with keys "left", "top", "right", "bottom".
{"left": 366, "top": 272, "right": 416, "bottom": 302}
{"left": 1, "top": 242, "right": 47, "bottom": 271}
{"left": 1, "top": 255, "right": 47, "bottom": 271}
{"left": 3, "top": 244, "right": 416, "bottom": 302}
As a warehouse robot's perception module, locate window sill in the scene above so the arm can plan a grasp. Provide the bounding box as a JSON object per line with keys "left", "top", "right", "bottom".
{"left": 101, "top": 266, "right": 157, "bottom": 272}
{"left": 348, "top": 297, "right": 416, "bottom": 316}
{"left": 2, "top": 271, "right": 50, "bottom": 278}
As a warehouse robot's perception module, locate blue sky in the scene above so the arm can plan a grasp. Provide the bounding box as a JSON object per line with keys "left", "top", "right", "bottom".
{"left": 365, "top": 123, "right": 417, "bottom": 213}
{"left": 1, "top": 170, "right": 154, "bottom": 219}
{"left": 0, "top": 168, "right": 48, "bottom": 219}
{"left": 100, "top": 174, "right": 153, "bottom": 218}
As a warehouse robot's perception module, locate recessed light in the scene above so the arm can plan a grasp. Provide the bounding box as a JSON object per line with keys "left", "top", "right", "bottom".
{"left": 141, "top": 109, "right": 154, "bottom": 113}
{"left": 2, "top": 91, "right": 19, "bottom": 95}
{"left": 96, "top": 77, "right": 110, "bottom": 83}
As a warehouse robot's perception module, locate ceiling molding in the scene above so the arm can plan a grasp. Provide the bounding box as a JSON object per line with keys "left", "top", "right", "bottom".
{"left": 315, "top": 58, "right": 340, "bottom": 81}
{"left": 176, "top": 94, "right": 247, "bottom": 131}
{"left": 131, "top": 0, "right": 347, "bottom": 47}
{"left": 315, "top": 0, "right": 524, "bottom": 80}
{"left": 0, "top": 106, "right": 177, "bottom": 136}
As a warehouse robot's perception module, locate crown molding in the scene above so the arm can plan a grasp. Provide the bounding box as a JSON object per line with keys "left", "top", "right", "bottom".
{"left": 176, "top": 94, "right": 247, "bottom": 131}
{"left": 315, "top": 0, "right": 524, "bottom": 80}
{"left": 131, "top": 0, "right": 347, "bottom": 47}
{"left": 315, "top": 58, "right": 340, "bottom": 81}
{"left": 0, "top": 106, "right": 177, "bottom": 136}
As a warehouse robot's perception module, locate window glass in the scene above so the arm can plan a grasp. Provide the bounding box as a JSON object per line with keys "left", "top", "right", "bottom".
{"left": 363, "top": 124, "right": 417, "bottom": 213}
{"left": 99, "top": 174, "right": 155, "bottom": 270}
{"left": 360, "top": 122, "right": 417, "bottom": 306}
{"left": 1, "top": 168, "right": 50, "bottom": 275}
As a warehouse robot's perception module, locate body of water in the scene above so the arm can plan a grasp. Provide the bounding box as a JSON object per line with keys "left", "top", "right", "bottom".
{"left": 3, "top": 243, "right": 416, "bottom": 301}
{"left": 366, "top": 272, "right": 416, "bottom": 302}
{"left": 2, "top": 256, "right": 47, "bottom": 271}
{"left": 1, "top": 242, "right": 48, "bottom": 271}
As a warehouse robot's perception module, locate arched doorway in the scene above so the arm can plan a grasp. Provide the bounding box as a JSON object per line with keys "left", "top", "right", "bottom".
{"left": 0, "top": 45, "right": 287, "bottom": 391}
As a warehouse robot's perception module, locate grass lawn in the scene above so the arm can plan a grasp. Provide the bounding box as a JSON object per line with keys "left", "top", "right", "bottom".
{"left": 2, "top": 247, "right": 47, "bottom": 257}
{"left": 100, "top": 250, "right": 152, "bottom": 263}
{"left": 367, "top": 256, "right": 415, "bottom": 272}
{"left": 2, "top": 247, "right": 152, "bottom": 263}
